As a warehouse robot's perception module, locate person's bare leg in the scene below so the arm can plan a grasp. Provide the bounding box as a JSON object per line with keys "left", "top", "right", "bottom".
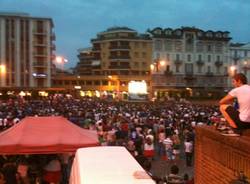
{"left": 219, "top": 105, "right": 237, "bottom": 128}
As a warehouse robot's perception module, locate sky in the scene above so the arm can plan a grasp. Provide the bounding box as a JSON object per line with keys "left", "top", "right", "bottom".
{"left": 0, "top": 0, "right": 250, "bottom": 68}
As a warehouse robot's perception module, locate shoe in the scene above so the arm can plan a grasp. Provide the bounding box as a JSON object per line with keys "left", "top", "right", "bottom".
{"left": 220, "top": 129, "right": 241, "bottom": 137}
{"left": 217, "top": 125, "right": 230, "bottom": 131}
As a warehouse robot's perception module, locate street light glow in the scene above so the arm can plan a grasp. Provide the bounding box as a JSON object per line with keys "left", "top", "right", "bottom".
{"left": 150, "top": 64, "right": 155, "bottom": 71}
{"left": 230, "top": 65, "right": 236, "bottom": 72}
{"left": 0, "top": 65, "right": 6, "bottom": 74}
{"left": 159, "top": 60, "right": 166, "bottom": 66}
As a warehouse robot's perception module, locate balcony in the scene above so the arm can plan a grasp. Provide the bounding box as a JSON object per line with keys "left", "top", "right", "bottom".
{"left": 164, "top": 70, "right": 173, "bottom": 76}
{"left": 109, "top": 64, "right": 130, "bottom": 69}
{"left": 33, "top": 29, "right": 47, "bottom": 35}
{"left": 33, "top": 52, "right": 48, "bottom": 57}
{"left": 184, "top": 73, "right": 195, "bottom": 80}
{"left": 92, "top": 47, "right": 101, "bottom": 52}
{"left": 196, "top": 60, "right": 204, "bottom": 65}
{"left": 51, "top": 32, "right": 56, "bottom": 40}
{"left": 215, "top": 61, "right": 223, "bottom": 66}
{"left": 109, "top": 55, "right": 131, "bottom": 60}
{"left": 174, "top": 60, "right": 182, "bottom": 65}
{"left": 33, "top": 41, "right": 47, "bottom": 46}
{"left": 51, "top": 43, "right": 56, "bottom": 50}
{"left": 109, "top": 45, "right": 130, "bottom": 50}
{"left": 206, "top": 72, "right": 214, "bottom": 76}
{"left": 33, "top": 62, "right": 47, "bottom": 68}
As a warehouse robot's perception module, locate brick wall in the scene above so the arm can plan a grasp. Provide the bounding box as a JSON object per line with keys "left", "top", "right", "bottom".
{"left": 195, "top": 126, "right": 250, "bottom": 184}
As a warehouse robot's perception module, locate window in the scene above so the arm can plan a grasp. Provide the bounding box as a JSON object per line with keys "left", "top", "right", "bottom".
{"left": 134, "top": 42, "right": 139, "bottom": 48}
{"left": 175, "top": 41, "right": 182, "bottom": 52}
{"left": 86, "top": 81, "right": 92, "bottom": 85}
{"left": 156, "top": 52, "right": 160, "bottom": 59}
{"left": 216, "top": 55, "right": 220, "bottom": 61}
{"left": 216, "top": 66, "right": 221, "bottom": 74}
{"left": 207, "top": 66, "right": 211, "bottom": 73}
{"left": 185, "top": 63, "right": 193, "bottom": 74}
{"left": 196, "top": 42, "right": 203, "bottom": 52}
{"left": 134, "top": 52, "right": 139, "bottom": 58}
{"left": 176, "top": 54, "right": 180, "bottom": 61}
{"left": 208, "top": 55, "right": 211, "bottom": 62}
{"left": 187, "top": 54, "right": 191, "bottom": 62}
{"left": 102, "top": 80, "right": 108, "bottom": 85}
{"left": 197, "top": 32, "right": 203, "bottom": 37}
{"left": 198, "top": 65, "right": 202, "bottom": 73}
{"left": 244, "top": 50, "right": 248, "bottom": 57}
{"left": 198, "top": 55, "right": 202, "bottom": 61}
{"left": 224, "top": 67, "right": 228, "bottom": 75}
{"left": 215, "top": 43, "right": 223, "bottom": 53}
{"left": 166, "top": 65, "right": 170, "bottom": 72}
{"left": 175, "top": 65, "right": 180, "bottom": 73}
{"left": 166, "top": 53, "right": 170, "bottom": 61}
{"left": 165, "top": 29, "right": 172, "bottom": 35}
{"left": 206, "top": 32, "right": 213, "bottom": 37}
{"left": 164, "top": 40, "right": 172, "bottom": 51}
{"left": 207, "top": 45, "right": 212, "bottom": 52}
{"left": 94, "top": 81, "right": 100, "bottom": 85}
{"left": 142, "top": 52, "right": 147, "bottom": 58}
{"left": 175, "top": 30, "right": 182, "bottom": 36}
{"left": 155, "top": 40, "right": 162, "bottom": 51}
{"left": 154, "top": 29, "right": 161, "bottom": 35}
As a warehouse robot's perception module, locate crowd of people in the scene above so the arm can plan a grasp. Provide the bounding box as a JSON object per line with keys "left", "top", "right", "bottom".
{"left": 0, "top": 95, "right": 221, "bottom": 184}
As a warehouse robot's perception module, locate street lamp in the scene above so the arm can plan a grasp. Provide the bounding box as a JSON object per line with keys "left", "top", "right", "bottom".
{"left": 0, "top": 64, "right": 6, "bottom": 86}
{"left": 0, "top": 64, "right": 6, "bottom": 74}
{"left": 151, "top": 59, "right": 166, "bottom": 73}
{"left": 55, "top": 56, "right": 68, "bottom": 71}
{"left": 230, "top": 65, "right": 237, "bottom": 76}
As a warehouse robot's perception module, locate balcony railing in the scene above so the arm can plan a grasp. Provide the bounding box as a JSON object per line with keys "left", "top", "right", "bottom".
{"left": 109, "top": 55, "right": 131, "bottom": 60}
{"left": 215, "top": 61, "right": 223, "bottom": 66}
{"left": 164, "top": 71, "right": 173, "bottom": 76}
{"left": 174, "top": 60, "right": 182, "bottom": 65}
{"left": 196, "top": 60, "right": 204, "bottom": 65}
{"left": 206, "top": 72, "right": 214, "bottom": 76}
{"left": 109, "top": 65, "right": 130, "bottom": 69}
{"left": 184, "top": 73, "right": 195, "bottom": 80}
{"left": 33, "top": 41, "right": 47, "bottom": 46}
{"left": 92, "top": 46, "right": 101, "bottom": 51}
{"left": 33, "top": 29, "right": 47, "bottom": 35}
{"left": 109, "top": 45, "right": 130, "bottom": 50}
{"left": 33, "top": 52, "right": 48, "bottom": 57}
{"left": 33, "top": 62, "right": 47, "bottom": 68}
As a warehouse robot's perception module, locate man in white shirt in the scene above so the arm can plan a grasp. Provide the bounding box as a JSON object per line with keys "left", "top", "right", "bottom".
{"left": 220, "top": 73, "right": 250, "bottom": 135}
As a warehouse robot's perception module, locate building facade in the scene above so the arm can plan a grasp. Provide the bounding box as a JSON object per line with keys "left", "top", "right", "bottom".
{"left": 75, "top": 27, "right": 152, "bottom": 76}
{"left": 58, "top": 27, "right": 153, "bottom": 98}
{"left": 0, "top": 12, "right": 55, "bottom": 88}
{"left": 229, "top": 43, "right": 250, "bottom": 82}
{"left": 148, "top": 27, "right": 231, "bottom": 99}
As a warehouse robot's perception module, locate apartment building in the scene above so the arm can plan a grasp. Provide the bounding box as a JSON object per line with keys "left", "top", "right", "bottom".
{"left": 0, "top": 12, "right": 55, "bottom": 88}
{"left": 75, "top": 27, "right": 152, "bottom": 76}
{"left": 229, "top": 43, "right": 250, "bottom": 81}
{"left": 61, "top": 27, "right": 153, "bottom": 98}
{"left": 148, "top": 27, "right": 231, "bottom": 98}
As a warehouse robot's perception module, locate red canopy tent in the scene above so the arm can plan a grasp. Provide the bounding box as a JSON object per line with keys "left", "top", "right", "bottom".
{"left": 0, "top": 116, "right": 99, "bottom": 155}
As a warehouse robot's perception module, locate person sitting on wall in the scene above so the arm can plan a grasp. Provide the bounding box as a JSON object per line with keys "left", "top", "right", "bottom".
{"left": 219, "top": 73, "right": 250, "bottom": 136}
